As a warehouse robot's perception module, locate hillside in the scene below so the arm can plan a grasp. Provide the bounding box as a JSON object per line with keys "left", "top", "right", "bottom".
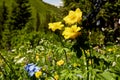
{"left": 0, "top": 0, "right": 62, "bottom": 31}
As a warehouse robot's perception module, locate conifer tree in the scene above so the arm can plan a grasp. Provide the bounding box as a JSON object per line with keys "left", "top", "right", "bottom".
{"left": 0, "top": 1, "right": 8, "bottom": 49}
{"left": 10, "top": 0, "right": 31, "bottom": 30}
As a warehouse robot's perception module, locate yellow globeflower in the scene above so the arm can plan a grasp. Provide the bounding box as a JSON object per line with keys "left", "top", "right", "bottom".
{"left": 75, "top": 8, "right": 82, "bottom": 22}
{"left": 62, "top": 25, "right": 81, "bottom": 39}
{"left": 57, "top": 59, "right": 64, "bottom": 66}
{"left": 63, "top": 8, "right": 82, "bottom": 25}
{"left": 48, "top": 22, "right": 64, "bottom": 31}
{"left": 35, "top": 71, "right": 42, "bottom": 78}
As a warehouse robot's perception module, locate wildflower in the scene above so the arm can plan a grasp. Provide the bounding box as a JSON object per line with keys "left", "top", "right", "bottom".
{"left": 0, "top": 72, "right": 2, "bottom": 75}
{"left": 108, "top": 48, "right": 112, "bottom": 52}
{"left": 62, "top": 25, "right": 81, "bottom": 39}
{"left": 35, "top": 71, "right": 42, "bottom": 78}
{"left": 112, "top": 62, "right": 116, "bottom": 66}
{"left": 57, "top": 59, "right": 64, "bottom": 66}
{"left": 15, "top": 57, "right": 25, "bottom": 64}
{"left": 27, "top": 49, "right": 33, "bottom": 53}
{"left": 116, "top": 55, "right": 120, "bottom": 58}
{"left": 36, "top": 54, "right": 40, "bottom": 61}
{"left": 11, "top": 49, "right": 16, "bottom": 52}
{"left": 88, "top": 59, "right": 93, "bottom": 65}
{"left": 73, "top": 63, "right": 77, "bottom": 67}
{"left": 63, "top": 8, "right": 82, "bottom": 25}
{"left": 25, "top": 63, "right": 41, "bottom": 77}
{"left": 85, "top": 50, "right": 90, "bottom": 56}
{"left": 54, "top": 74, "right": 59, "bottom": 80}
{"left": 42, "top": 67, "right": 46, "bottom": 71}
{"left": 73, "top": 63, "right": 80, "bottom": 67}
{"left": 36, "top": 55, "right": 39, "bottom": 61}
{"left": 14, "top": 54, "right": 21, "bottom": 59}
{"left": 76, "top": 74, "right": 83, "bottom": 78}
{"left": 0, "top": 59, "right": 3, "bottom": 65}
{"left": 48, "top": 22, "right": 64, "bottom": 31}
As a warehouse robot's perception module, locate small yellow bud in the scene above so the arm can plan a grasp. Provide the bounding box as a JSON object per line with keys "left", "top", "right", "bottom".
{"left": 36, "top": 55, "right": 39, "bottom": 61}
{"left": 54, "top": 74, "right": 59, "bottom": 80}
{"left": 35, "top": 71, "right": 42, "bottom": 78}
{"left": 108, "top": 48, "right": 112, "bottom": 52}
{"left": 56, "top": 60, "right": 64, "bottom": 66}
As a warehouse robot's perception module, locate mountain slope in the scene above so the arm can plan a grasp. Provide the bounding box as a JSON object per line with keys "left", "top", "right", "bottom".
{"left": 0, "top": 0, "right": 61, "bottom": 31}
{"left": 29, "top": 0, "right": 61, "bottom": 31}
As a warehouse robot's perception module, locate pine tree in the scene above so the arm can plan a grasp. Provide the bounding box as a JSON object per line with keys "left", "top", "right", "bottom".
{"left": 0, "top": 1, "right": 8, "bottom": 49}
{"left": 10, "top": 0, "right": 31, "bottom": 30}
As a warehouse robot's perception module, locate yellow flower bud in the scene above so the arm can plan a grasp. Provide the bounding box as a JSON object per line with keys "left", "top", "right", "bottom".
{"left": 35, "top": 71, "right": 42, "bottom": 78}
{"left": 56, "top": 60, "right": 64, "bottom": 66}
{"left": 54, "top": 74, "right": 59, "bottom": 80}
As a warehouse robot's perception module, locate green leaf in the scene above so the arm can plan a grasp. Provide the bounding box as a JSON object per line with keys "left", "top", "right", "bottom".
{"left": 96, "top": 71, "right": 116, "bottom": 80}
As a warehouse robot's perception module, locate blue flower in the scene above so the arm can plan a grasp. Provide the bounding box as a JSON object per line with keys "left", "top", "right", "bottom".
{"left": 25, "top": 63, "right": 41, "bottom": 77}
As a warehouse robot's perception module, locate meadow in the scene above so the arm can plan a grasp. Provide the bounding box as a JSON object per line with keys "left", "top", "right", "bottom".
{"left": 0, "top": 0, "right": 120, "bottom": 80}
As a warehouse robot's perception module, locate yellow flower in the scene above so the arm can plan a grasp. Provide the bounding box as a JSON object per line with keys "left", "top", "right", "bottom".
{"left": 48, "top": 22, "right": 64, "bottom": 31}
{"left": 42, "top": 65, "right": 47, "bottom": 71}
{"left": 89, "top": 59, "right": 93, "bottom": 65}
{"left": 0, "top": 59, "right": 3, "bottom": 65}
{"left": 62, "top": 25, "right": 81, "bottom": 39}
{"left": 63, "top": 8, "right": 82, "bottom": 25}
{"left": 0, "top": 72, "right": 2, "bottom": 75}
{"left": 36, "top": 55, "right": 39, "bottom": 61}
{"left": 73, "top": 63, "right": 80, "bottom": 67}
{"left": 35, "top": 71, "right": 42, "bottom": 78}
{"left": 108, "top": 48, "right": 112, "bottom": 52}
{"left": 35, "top": 53, "right": 40, "bottom": 61}
{"left": 54, "top": 74, "right": 59, "bottom": 80}
{"left": 57, "top": 59, "right": 64, "bottom": 66}
{"left": 73, "top": 63, "right": 77, "bottom": 67}
{"left": 85, "top": 50, "right": 90, "bottom": 56}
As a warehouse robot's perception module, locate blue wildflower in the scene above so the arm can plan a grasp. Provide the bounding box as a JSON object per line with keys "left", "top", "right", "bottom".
{"left": 25, "top": 63, "right": 41, "bottom": 77}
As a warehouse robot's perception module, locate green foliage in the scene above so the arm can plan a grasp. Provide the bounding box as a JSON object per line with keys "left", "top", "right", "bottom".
{"left": 89, "top": 29, "right": 105, "bottom": 46}
{"left": 0, "top": 0, "right": 62, "bottom": 50}
{"left": 61, "top": 0, "right": 92, "bottom": 16}
{"left": 29, "top": 0, "right": 62, "bottom": 31}
{"left": 0, "top": 34, "right": 120, "bottom": 79}
{"left": 0, "top": 0, "right": 120, "bottom": 80}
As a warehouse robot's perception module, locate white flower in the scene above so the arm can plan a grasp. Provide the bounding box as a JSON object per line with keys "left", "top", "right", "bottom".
{"left": 27, "top": 49, "right": 33, "bottom": 53}
{"left": 15, "top": 57, "right": 25, "bottom": 64}
{"left": 112, "top": 62, "right": 116, "bottom": 66}
{"left": 118, "top": 19, "right": 120, "bottom": 24}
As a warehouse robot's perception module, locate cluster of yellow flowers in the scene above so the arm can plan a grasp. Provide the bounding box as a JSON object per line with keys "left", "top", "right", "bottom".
{"left": 48, "top": 8, "right": 82, "bottom": 39}
{"left": 56, "top": 59, "right": 64, "bottom": 66}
